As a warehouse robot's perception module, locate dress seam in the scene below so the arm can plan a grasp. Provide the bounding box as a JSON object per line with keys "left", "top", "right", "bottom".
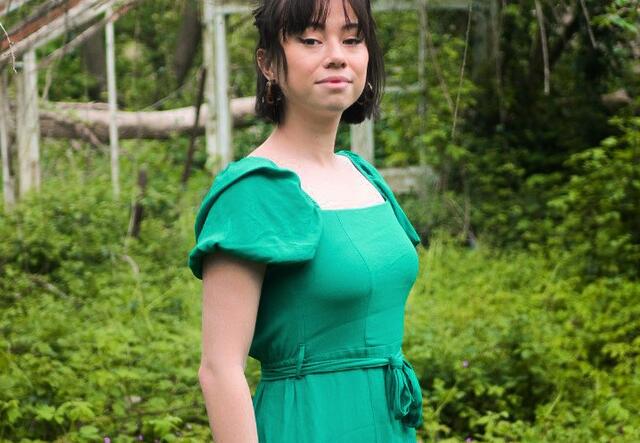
{"left": 335, "top": 212, "right": 379, "bottom": 439}
{"left": 366, "top": 368, "right": 380, "bottom": 442}
{"left": 334, "top": 213, "right": 375, "bottom": 348}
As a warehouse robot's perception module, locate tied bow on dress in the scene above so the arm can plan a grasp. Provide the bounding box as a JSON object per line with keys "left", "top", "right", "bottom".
{"left": 386, "top": 354, "right": 424, "bottom": 428}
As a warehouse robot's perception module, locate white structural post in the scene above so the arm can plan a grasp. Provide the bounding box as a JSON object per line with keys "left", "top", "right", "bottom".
{"left": 350, "top": 118, "right": 374, "bottom": 163}
{"left": 202, "top": 0, "right": 219, "bottom": 171}
{"left": 0, "top": 68, "right": 15, "bottom": 208}
{"left": 105, "top": 5, "right": 120, "bottom": 198}
{"left": 213, "top": 4, "right": 232, "bottom": 167}
{"left": 16, "top": 47, "right": 40, "bottom": 197}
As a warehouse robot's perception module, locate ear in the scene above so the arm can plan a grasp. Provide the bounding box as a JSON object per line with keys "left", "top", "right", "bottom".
{"left": 256, "top": 48, "right": 275, "bottom": 81}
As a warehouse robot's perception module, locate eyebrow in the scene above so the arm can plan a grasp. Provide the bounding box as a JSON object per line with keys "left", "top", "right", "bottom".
{"left": 309, "top": 22, "right": 360, "bottom": 32}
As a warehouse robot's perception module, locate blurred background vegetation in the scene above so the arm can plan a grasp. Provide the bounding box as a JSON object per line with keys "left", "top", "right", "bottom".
{"left": 0, "top": 0, "right": 639, "bottom": 441}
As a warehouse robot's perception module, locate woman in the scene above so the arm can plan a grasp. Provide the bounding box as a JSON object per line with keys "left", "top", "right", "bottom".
{"left": 188, "top": 0, "right": 424, "bottom": 441}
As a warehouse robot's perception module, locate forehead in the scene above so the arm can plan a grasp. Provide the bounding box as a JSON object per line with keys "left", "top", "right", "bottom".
{"left": 279, "top": 0, "right": 363, "bottom": 36}
{"left": 324, "top": 0, "right": 358, "bottom": 21}
{"left": 310, "top": 8, "right": 358, "bottom": 29}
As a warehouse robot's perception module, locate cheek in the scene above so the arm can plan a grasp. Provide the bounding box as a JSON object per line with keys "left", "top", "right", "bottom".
{"left": 353, "top": 49, "right": 369, "bottom": 76}
{"left": 360, "top": 50, "right": 369, "bottom": 71}
{"left": 356, "top": 51, "right": 369, "bottom": 78}
{"left": 283, "top": 54, "right": 315, "bottom": 87}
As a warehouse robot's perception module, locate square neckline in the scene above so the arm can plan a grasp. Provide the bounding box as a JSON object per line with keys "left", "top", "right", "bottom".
{"left": 241, "top": 149, "right": 389, "bottom": 212}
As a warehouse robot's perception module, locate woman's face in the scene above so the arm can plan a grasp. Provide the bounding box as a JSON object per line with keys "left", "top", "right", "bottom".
{"left": 268, "top": 0, "right": 369, "bottom": 118}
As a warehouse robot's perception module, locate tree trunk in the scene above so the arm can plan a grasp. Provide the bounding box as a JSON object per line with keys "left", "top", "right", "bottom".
{"left": 173, "top": 0, "right": 201, "bottom": 85}
{"left": 2, "top": 97, "right": 256, "bottom": 144}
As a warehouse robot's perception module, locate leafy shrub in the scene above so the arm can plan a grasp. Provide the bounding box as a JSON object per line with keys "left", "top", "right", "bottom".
{"left": 405, "top": 234, "right": 640, "bottom": 442}
{"left": 543, "top": 115, "right": 640, "bottom": 280}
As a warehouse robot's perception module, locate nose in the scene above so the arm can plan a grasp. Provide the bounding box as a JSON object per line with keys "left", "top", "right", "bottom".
{"left": 323, "top": 37, "right": 347, "bottom": 69}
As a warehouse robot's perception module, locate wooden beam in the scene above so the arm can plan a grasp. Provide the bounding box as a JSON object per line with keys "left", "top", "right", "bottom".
{"left": 214, "top": 5, "right": 232, "bottom": 168}
{"left": 350, "top": 119, "right": 374, "bottom": 163}
{"left": 201, "top": 0, "right": 219, "bottom": 170}
{"left": 2, "top": 0, "right": 88, "bottom": 51}
{"left": 0, "top": 68, "right": 15, "bottom": 208}
{"left": 105, "top": 5, "right": 119, "bottom": 197}
{"left": 211, "top": 0, "right": 477, "bottom": 15}
{"left": 0, "top": 0, "right": 121, "bottom": 68}
{"left": 381, "top": 164, "right": 436, "bottom": 197}
{"left": 1, "top": 97, "right": 256, "bottom": 141}
{"left": 375, "top": 0, "right": 475, "bottom": 12}
{"left": 16, "top": 48, "right": 40, "bottom": 197}
{"left": 0, "top": 0, "right": 36, "bottom": 17}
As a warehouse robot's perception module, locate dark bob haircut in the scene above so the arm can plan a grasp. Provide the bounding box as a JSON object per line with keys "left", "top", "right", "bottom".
{"left": 251, "top": 0, "right": 385, "bottom": 125}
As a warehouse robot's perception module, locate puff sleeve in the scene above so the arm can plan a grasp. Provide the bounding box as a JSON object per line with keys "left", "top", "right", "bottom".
{"left": 187, "top": 164, "right": 322, "bottom": 280}
{"left": 339, "top": 150, "right": 422, "bottom": 247}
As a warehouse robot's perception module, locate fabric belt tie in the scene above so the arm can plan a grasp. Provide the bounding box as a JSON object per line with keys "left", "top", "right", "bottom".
{"left": 385, "top": 354, "right": 423, "bottom": 428}
{"left": 260, "top": 345, "right": 424, "bottom": 429}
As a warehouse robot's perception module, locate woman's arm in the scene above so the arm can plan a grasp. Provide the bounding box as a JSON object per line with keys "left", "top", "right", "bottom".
{"left": 198, "top": 251, "right": 267, "bottom": 443}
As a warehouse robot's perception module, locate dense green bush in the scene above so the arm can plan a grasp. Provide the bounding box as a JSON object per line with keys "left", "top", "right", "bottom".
{"left": 542, "top": 115, "right": 640, "bottom": 280}
{"left": 0, "top": 140, "right": 220, "bottom": 441}
{"left": 0, "top": 178, "right": 208, "bottom": 441}
{"left": 406, "top": 235, "right": 640, "bottom": 442}
{"left": 1, "top": 2, "right": 638, "bottom": 441}
{"left": 1, "top": 156, "right": 637, "bottom": 440}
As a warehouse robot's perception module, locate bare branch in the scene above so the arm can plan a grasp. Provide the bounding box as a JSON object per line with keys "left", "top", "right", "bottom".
{"left": 579, "top": 0, "right": 597, "bottom": 49}
{"left": 451, "top": 1, "right": 472, "bottom": 140}
{"left": 534, "top": 0, "right": 550, "bottom": 95}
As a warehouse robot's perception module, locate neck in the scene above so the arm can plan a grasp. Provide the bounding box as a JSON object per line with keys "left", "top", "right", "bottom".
{"left": 265, "top": 102, "right": 343, "bottom": 168}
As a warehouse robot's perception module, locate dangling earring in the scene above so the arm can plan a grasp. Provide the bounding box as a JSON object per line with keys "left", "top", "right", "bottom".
{"left": 265, "top": 78, "right": 283, "bottom": 105}
{"left": 266, "top": 79, "right": 275, "bottom": 105}
{"left": 356, "top": 81, "right": 374, "bottom": 106}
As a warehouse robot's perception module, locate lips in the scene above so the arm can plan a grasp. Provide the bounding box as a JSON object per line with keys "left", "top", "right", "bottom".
{"left": 317, "top": 76, "right": 351, "bottom": 84}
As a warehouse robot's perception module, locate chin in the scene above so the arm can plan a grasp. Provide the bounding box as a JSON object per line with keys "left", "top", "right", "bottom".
{"left": 328, "top": 98, "right": 358, "bottom": 110}
{"left": 304, "top": 100, "right": 345, "bottom": 114}
{"left": 325, "top": 105, "right": 351, "bottom": 114}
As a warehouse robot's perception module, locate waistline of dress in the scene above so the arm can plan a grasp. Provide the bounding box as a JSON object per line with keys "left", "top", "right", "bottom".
{"left": 259, "top": 342, "right": 424, "bottom": 429}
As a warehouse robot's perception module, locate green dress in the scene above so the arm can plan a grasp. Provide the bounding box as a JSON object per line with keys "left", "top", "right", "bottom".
{"left": 188, "top": 149, "right": 424, "bottom": 442}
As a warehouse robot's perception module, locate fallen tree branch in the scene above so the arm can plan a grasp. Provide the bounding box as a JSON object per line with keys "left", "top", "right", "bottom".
{"left": 2, "top": 96, "right": 257, "bottom": 141}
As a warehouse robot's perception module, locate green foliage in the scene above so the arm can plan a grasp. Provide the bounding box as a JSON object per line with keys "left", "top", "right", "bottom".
{"left": 395, "top": 1, "right": 640, "bottom": 281}
{"left": 0, "top": 142, "right": 220, "bottom": 442}
{"left": 542, "top": 115, "right": 640, "bottom": 280}
{"left": 2, "top": 1, "right": 640, "bottom": 441}
{"left": 3, "top": 168, "right": 637, "bottom": 441}
{"left": 593, "top": 1, "right": 639, "bottom": 38}
{"left": 2, "top": 136, "right": 638, "bottom": 440}
{"left": 406, "top": 235, "right": 640, "bottom": 442}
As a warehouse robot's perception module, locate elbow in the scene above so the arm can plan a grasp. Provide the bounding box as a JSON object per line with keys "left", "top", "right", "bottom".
{"left": 198, "top": 364, "right": 220, "bottom": 394}
{"left": 198, "top": 363, "right": 219, "bottom": 387}
{"left": 198, "top": 361, "right": 245, "bottom": 389}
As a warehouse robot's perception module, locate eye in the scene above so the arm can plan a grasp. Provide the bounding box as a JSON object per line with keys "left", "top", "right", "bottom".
{"left": 298, "top": 37, "right": 320, "bottom": 46}
{"left": 297, "top": 36, "right": 363, "bottom": 46}
{"left": 345, "top": 37, "right": 363, "bottom": 45}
